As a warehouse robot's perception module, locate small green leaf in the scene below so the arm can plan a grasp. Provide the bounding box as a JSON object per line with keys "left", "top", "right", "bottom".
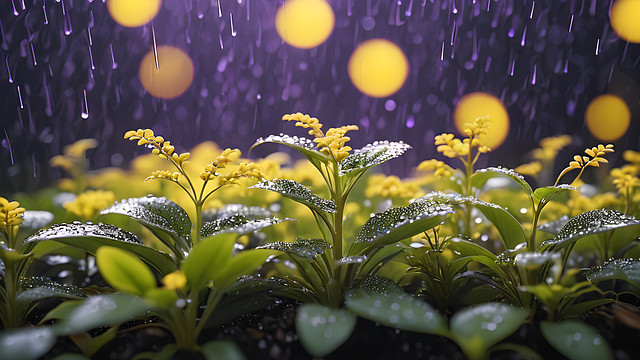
{"left": 446, "top": 237, "right": 498, "bottom": 260}
{"left": 182, "top": 233, "right": 236, "bottom": 289}
{"left": 583, "top": 258, "right": 640, "bottom": 289}
{"left": 250, "top": 179, "right": 336, "bottom": 213}
{"left": 351, "top": 200, "right": 454, "bottom": 255}
{"left": 251, "top": 134, "right": 328, "bottom": 169}
{"left": 345, "top": 276, "right": 448, "bottom": 336}
{"left": 200, "top": 341, "right": 247, "bottom": 360}
{"left": 101, "top": 196, "right": 192, "bottom": 253}
{"left": 540, "top": 209, "right": 640, "bottom": 251}
{"left": 211, "top": 247, "right": 276, "bottom": 289}
{"left": 534, "top": 184, "right": 579, "bottom": 202}
{"left": 295, "top": 303, "right": 357, "bottom": 358}
{"left": 450, "top": 303, "right": 529, "bottom": 358}
{"left": 96, "top": 246, "right": 157, "bottom": 296}
{"left": 463, "top": 196, "right": 527, "bottom": 250}
{"left": 540, "top": 320, "right": 613, "bottom": 360}
{"left": 339, "top": 141, "right": 412, "bottom": 176}
{"left": 203, "top": 204, "right": 271, "bottom": 222}
{"left": 24, "top": 222, "right": 178, "bottom": 275}
{"left": 0, "top": 326, "right": 57, "bottom": 360}
{"left": 538, "top": 215, "right": 570, "bottom": 235}
{"left": 475, "top": 167, "right": 534, "bottom": 198}
{"left": 17, "top": 277, "right": 85, "bottom": 304}
{"left": 201, "top": 215, "right": 295, "bottom": 238}
{"left": 335, "top": 255, "right": 367, "bottom": 266}
{"left": 256, "top": 238, "right": 329, "bottom": 260}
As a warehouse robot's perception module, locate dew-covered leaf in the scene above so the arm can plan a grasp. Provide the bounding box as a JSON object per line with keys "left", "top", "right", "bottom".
{"left": 446, "top": 237, "right": 499, "bottom": 260}
{"left": 540, "top": 320, "right": 613, "bottom": 360}
{"left": 251, "top": 134, "right": 328, "bottom": 168}
{"left": 475, "top": 167, "right": 533, "bottom": 197}
{"left": 339, "top": 141, "right": 412, "bottom": 176}
{"left": 203, "top": 204, "right": 272, "bottom": 223}
{"left": 450, "top": 303, "right": 530, "bottom": 356}
{"left": 350, "top": 200, "right": 453, "bottom": 255}
{"left": 101, "top": 196, "right": 192, "bottom": 252}
{"left": 256, "top": 238, "right": 329, "bottom": 261}
{"left": 22, "top": 210, "right": 55, "bottom": 230}
{"left": 295, "top": 303, "right": 357, "bottom": 358}
{"left": 17, "top": 277, "right": 85, "bottom": 303}
{"left": 335, "top": 255, "right": 366, "bottom": 267}
{"left": 24, "top": 222, "right": 178, "bottom": 275}
{"left": 345, "top": 276, "right": 448, "bottom": 336}
{"left": 201, "top": 215, "right": 294, "bottom": 238}
{"left": 534, "top": 184, "right": 580, "bottom": 202}
{"left": 538, "top": 215, "right": 570, "bottom": 235}
{"left": 540, "top": 209, "right": 640, "bottom": 251}
{"left": 583, "top": 258, "right": 640, "bottom": 289}
{"left": 250, "top": 179, "right": 336, "bottom": 213}
{"left": 0, "top": 326, "right": 57, "bottom": 360}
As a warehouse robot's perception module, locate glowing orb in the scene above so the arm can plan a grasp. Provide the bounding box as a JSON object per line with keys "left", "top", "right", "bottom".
{"left": 107, "top": 0, "right": 162, "bottom": 28}
{"left": 139, "top": 46, "right": 194, "bottom": 100}
{"left": 275, "top": 0, "right": 335, "bottom": 49}
{"left": 611, "top": 0, "right": 640, "bottom": 43}
{"left": 348, "top": 39, "right": 409, "bottom": 98}
{"left": 585, "top": 94, "right": 630, "bottom": 141}
{"left": 454, "top": 92, "right": 510, "bottom": 150}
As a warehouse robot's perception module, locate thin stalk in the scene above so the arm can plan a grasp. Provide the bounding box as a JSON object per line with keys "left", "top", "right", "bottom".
{"left": 626, "top": 187, "right": 631, "bottom": 215}
{"left": 194, "top": 288, "right": 223, "bottom": 337}
{"left": 3, "top": 259, "right": 20, "bottom": 329}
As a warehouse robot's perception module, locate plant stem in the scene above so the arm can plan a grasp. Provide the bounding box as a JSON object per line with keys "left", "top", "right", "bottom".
{"left": 3, "top": 259, "right": 20, "bottom": 329}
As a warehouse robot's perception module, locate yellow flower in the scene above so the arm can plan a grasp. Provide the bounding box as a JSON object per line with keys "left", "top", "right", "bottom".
{"left": 611, "top": 166, "right": 640, "bottom": 191}
{"left": 63, "top": 190, "right": 116, "bottom": 221}
{"left": 364, "top": 174, "right": 424, "bottom": 199}
{"left": 463, "top": 116, "right": 491, "bottom": 137}
{"left": 315, "top": 125, "right": 359, "bottom": 162}
{"left": 0, "top": 197, "right": 26, "bottom": 228}
{"left": 63, "top": 139, "right": 98, "bottom": 157}
{"left": 218, "top": 162, "right": 265, "bottom": 185}
{"left": 555, "top": 144, "right": 614, "bottom": 186}
{"left": 145, "top": 170, "right": 181, "bottom": 183}
{"left": 162, "top": 271, "right": 187, "bottom": 291}
{"left": 200, "top": 149, "right": 243, "bottom": 181}
{"left": 417, "top": 159, "right": 453, "bottom": 177}
{"left": 514, "top": 161, "right": 543, "bottom": 176}
{"left": 282, "top": 112, "right": 324, "bottom": 138}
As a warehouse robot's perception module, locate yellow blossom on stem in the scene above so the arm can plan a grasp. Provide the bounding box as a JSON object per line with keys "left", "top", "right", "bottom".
{"left": 365, "top": 174, "right": 424, "bottom": 199}
{"left": 0, "top": 197, "right": 25, "bottom": 249}
{"left": 417, "top": 159, "right": 453, "bottom": 177}
{"left": 162, "top": 271, "right": 187, "bottom": 291}
{"left": 514, "top": 161, "right": 543, "bottom": 177}
{"left": 63, "top": 190, "right": 116, "bottom": 221}
{"left": 532, "top": 135, "right": 573, "bottom": 161}
{"left": 315, "top": 125, "right": 359, "bottom": 163}
{"left": 555, "top": 144, "right": 614, "bottom": 186}
{"left": 282, "top": 112, "right": 324, "bottom": 138}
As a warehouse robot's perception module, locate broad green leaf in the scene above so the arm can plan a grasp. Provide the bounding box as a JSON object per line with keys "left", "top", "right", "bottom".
{"left": 96, "top": 247, "right": 157, "bottom": 296}
{"left": 37, "top": 299, "right": 84, "bottom": 325}
{"left": 540, "top": 209, "right": 640, "bottom": 251}
{"left": 200, "top": 341, "right": 247, "bottom": 360}
{"left": 469, "top": 169, "right": 499, "bottom": 192}
{"left": 57, "top": 294, "right": 154, "bottom": 335}
{"left": 357, "top": 245, "right": 404, "bottom": 279}
{"left": 534, "top": 184, "right": 579, "bottom": 202}
{"left": 211, "top": 247, "right": 277, "bottom": 289}
{"left": 540, "top": 320, "right": 613, "bottom": 360}
{"left": 0, "top": 326, "right": 57, "bottom": 360}
{"left": 203, "top": 204, "right": 271, "bottom": 222}
{"left": 475, "top": 167, "right": 534, "bottom": 198}
{"left": 538, "top": 215, "right": 570, "bottom": 235}
{"left": 69, "top": 325, "right": 119, "bottom": 357}
{"left": 201, "top": 214, "right": 295, "bottom": 238}
{"left": 250, "top": 179, "right": 336, "bottom": 213}
{"left": 350, "top": 200, "right": 454, "bottom": 255}
{"left": 257, "top": 238, "right": 329, "bottom": 260}
{"left": 335, "top": 255, "right": 367, "bottom": 266}
{"left": 339, "top": 141, "right": 412, "bottom": 176}
{"left": 295, "top": 303, "right": 357, "bottom": 358}
{"left": 251, "top": 134, "right": 328, "bottom": 169}
{"left": 345, "top": 276, "right": 448, "bottom": 336}
{"left": 182, "top": 233, "right": 236, "bottom": 289}
{"left": 446, "top": 237, "right": 498, "bottom": 261}
{"left": 450, "top": 303, "right": 529, "bottom": 358}
{"left": 24, "top": 222, "right": 178, "bottom": 275}
{"left": 17, "top": 277, "right": 85, "bottom": 304}
{"left": 101, "top": 196, "right": 192, "bottom": 253}
{"left": 583, "top": 258, "right": 640, "bottom": 289}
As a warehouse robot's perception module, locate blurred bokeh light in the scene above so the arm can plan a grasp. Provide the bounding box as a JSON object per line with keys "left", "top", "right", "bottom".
{"left": 348, "top": 39, "right": 409, "bottom": 98}
{"left": 454, "top": 92, "right": 510, "bottom": 150}
{"left": 139, "top": 46, "right": 194, "bottom": 100}
{"left": 275, "top": 0, "right": 335, "bottom": 49}
{"left": 107, "top": 0, "right": 162, "bottom": 28}
{"left": 585, "top": 94, "right": 631, "bottom": 142}
{"left": 610, "top": 0, "right": 640, "bottom": 44}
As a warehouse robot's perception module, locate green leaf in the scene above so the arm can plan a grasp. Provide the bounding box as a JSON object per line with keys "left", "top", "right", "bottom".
{"left": 101, "top": 196, "right": 192, "bottom": 253}
{"left": 295, "top": 303, "right": 357, "bottom": 358}
{"left": 335, "top": 255, "right": 367, "bottom": 266}
{"left": 212, "top": 247, "right": 276, "bottom": 289}
{"left": 251, "top": 134, "right": 328, "bottom": 169}
{"left": 534, "top": 184, "right": 579, "bottom": 202}
{"left": 357, "top": 245, "right": 404, "bottom": 279}
{"left": 450, "top": 303, "right": 529, "bottom": 358}
{"left": 469, "top": 169, "right": 499, "bottom": 192}
{"left": 0, "top": 326, "right": 57, "bottom": 360}
{"left": 17, "top": 277, "right": 85, "bottom": 304}
{"left": 475, "top": 167, "right": 534, "bottom": 198}
{"left": 446, "top": 237, "right": 498, "bottom": 260}
{"left": 250, "top": 179, "right": 336, "bottom": 213}
{"left": 538, "top": 215, "right": 570, "bottom": 235}
{"left": 200, "top": 341, "right": 247, "bottom": 360}
{"left": 201, "top": 214, "right": 295, "bottom": 238}
{"left": 350, "top": 200, "right": 454, "bottom": 255}
{"left": 203, "top": 204, "right": 272, "bottom": 222}
{"left": 256, "top": 238, "right": 329, "bottom": 260}
{"left": 96, "top": 247, "right": 157, "bottom": 296}
{"left": 583, "top": 258, "right": 640, "bottom": 288}
{"left": 182, "top": 233, "right": 236, "bottom": 289}
{"left": 540, "top": 320, "right": 613, "bottom": 360}
{"left": 540, "top": 209, "right": 640, "bottom": 251}
{"left": 339, "top": 141, "right": 412, "bottom": 176}
{"left": 345, "top": 276, "right": 448, "bottom": 336}
{"left": 24, "top": 222, "right": 178, "bottom": 276}
{"left": 57, "top": 294, "right": 154, "bottom": 335}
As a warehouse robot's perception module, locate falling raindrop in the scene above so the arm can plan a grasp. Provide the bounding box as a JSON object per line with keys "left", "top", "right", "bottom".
{"left": 151, "top": 23, "right": 159, "bottom": 70}
{"left": 16, "top": 85, "right": 23, "bottom": 108}
{"left": 217, "top": 0, "right": 223, "bottom": 17}
{"left": 5, "top": 56, "right": 12, "bottom": 83}
{"left": 109, "top": 43, "right": 118, "bottom": 69}
{"left": 531, "top": 64, "right": 537, "bottom": 85}
{"left": 62, "top": 0, "right": 72, "bottom": 35}
{"left": 568, "top": 14, "right": 574, "bottom": 33}
{"left": 530, "top": 1, "right": 535, "bottom": 19}
{"left": 81, "top": 90, "right": 89, "bottom": 119}
{"left": 2, "top": 121, "right": 14, "bottom": 164}
{"left": 11, "top": 0, "right": 18, "bottom": 16}
{"left": 230, "top": 13, "right": 237, "bottom": 36}
{"left": 595, "top": 38, "right": 600, "bottom": 56}
{"left": 42, "top": 0, "right": 49, "bottom": 24}
{"left": 520, "top": 25, "right": 527, "bottom": 46}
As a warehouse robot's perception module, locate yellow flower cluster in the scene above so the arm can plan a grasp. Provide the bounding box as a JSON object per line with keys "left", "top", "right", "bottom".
{"left": 434, "top": 117, "right": 491, "bottom": 158}
{"left": 200, "top": 149, "right": 242, "bottom": 181}
{"left": 218, "top": 162, "right": 264, "bottom": 186}
{"left": 162, "top": 270, "right": 187, "bottom": 291}
{"left": 611, "top": 166, "right": 640, "bottom": 192}
{"left": 532, "top": 135, "right": 572, "bottom": 161}
{"left": 315, "top": 125, "right": 359, "bottom": 162}
{"left": 124, "top": 129, "right": 191, "bottom": 168}
{"left": 463, "top": 115, "right": 491, "bottom": 137}
{"left": 555, "top": 144, "right": 614, "bottom": 186}
{"left": 63, "top": 190, "right": 116, "bottom": 221}
{"left": 283, "top": 113, "right": 324, "bottom": 138}
{"left": 0, "top": 197, "right": 25, "bottom": 228}
{"left": 514, "top": 161, "right": 543, "bottom": 176}
{"left": 50, "top": 138, "right": 98, "bottom": 172}
{"left": 365, "top": 174, "right": 424, "bottom": 199}
{"left": 417, "top": 159, "right": 453, "bottom": 177}
{"left": 146, "top": 170, "right": 181, "bottom": 183}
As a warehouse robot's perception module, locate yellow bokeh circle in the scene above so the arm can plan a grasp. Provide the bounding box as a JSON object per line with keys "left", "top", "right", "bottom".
{"left": 139, "top": 46, "right": 194, "bottom": 100}
{"left": 107, "top": 0, "right": 162, "bottom": 28}
{"left": 454, "top": 92, "right": 510, "bottom": 150}
{"left": 585, "top": 94, "right": 630, "bottom": 141}
{"left": 610, "top": 0, "right": 640, "bottom": 43}
{"left": 275, "top": 0, "right": 335, "bottom": 49}
{"left": 348, "top": 39, "right": 409, "bottom": 98}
